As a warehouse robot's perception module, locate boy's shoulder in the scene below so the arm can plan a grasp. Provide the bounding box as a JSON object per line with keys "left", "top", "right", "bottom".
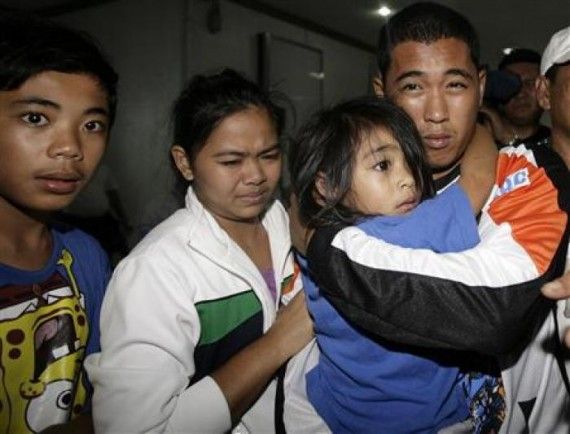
{"left": 50, "top": 223, "right": 111, "bottom": 282}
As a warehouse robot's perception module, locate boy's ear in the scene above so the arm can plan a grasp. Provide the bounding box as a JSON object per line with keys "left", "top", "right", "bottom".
{"left": 372, "top": 72, "right": 385, "bottom": 97}
{"left": 171, "top": 145, "right": 194, "bottom": 181}
{"left": 536, "top": 76, "right": 551, "bottom": 111}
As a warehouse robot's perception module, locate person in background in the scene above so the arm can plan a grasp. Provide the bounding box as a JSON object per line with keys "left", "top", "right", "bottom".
{"left": 85, "top": 69, "right": 313, "bottom": 433}
{"left": 537, "top": 25, "right": 570, "bottom": 353}
{"left": 536, "top": 25, "right": 570, "bottom": 169}
{"left": 481, "top": 48, "right": 550, "bottom": 148}
{"left": 0, "top": 12, "right": 117, "bottom": 434}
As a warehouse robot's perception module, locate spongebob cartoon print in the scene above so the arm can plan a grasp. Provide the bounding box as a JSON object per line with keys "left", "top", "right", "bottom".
{"left": 0, "top": 249, "right": 89, "bottom": 434}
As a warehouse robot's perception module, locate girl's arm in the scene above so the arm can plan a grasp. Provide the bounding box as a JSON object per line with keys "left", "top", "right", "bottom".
{"left": 458, "top": 124, "right": 498, "bottom": 213}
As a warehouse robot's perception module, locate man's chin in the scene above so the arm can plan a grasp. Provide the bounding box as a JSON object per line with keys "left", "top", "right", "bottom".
{"left": 429, "top": 154, "right": 463, "bottom": 176}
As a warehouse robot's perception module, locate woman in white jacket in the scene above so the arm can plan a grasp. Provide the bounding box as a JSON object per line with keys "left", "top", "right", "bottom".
{"left": 85, "top": 69, "right": 313, "bottom": 433}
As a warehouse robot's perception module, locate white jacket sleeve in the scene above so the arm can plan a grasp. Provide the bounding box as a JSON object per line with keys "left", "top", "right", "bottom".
{"left": 84, "top": 254, "right": 232, "bottom": 433}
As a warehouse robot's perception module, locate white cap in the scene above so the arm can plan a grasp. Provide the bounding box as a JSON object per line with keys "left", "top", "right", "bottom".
{"left": 541, "top": 26, "right": 570, "bottom": 75}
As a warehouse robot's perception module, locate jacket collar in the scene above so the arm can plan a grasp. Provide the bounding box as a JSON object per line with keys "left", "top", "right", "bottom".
{"left": 183, "top": 186, "right": 290, "bottom": 277}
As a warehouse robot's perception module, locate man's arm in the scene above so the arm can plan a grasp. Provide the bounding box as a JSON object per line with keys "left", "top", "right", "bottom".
{"left": 542, "top": 273, "right": 570, "bottom": 347}
{"left": 459, "top": 124, "right": 498, "bottom": 213}
{"left": 306, "top": 146, "right": 569, "bottom": 356}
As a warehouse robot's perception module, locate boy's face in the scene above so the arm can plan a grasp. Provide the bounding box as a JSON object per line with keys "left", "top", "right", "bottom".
{"left": 0, "top": 71, "right": 110, "bottom": 214}
{"left": 374, "top": 38, "right": 485, "bottom": 178}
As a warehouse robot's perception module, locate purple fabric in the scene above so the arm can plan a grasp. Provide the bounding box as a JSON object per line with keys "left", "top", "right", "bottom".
{"left": 260, "top": 268, "right": 277, "bottom": 301}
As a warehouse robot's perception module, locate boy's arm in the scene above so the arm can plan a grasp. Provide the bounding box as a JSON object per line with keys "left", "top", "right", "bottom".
{"left": 458, "top": 124, "right": 498, "bottom": 214}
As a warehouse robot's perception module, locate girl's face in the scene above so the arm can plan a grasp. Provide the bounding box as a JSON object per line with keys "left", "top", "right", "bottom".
{"left": 344, "top": 127, "right": 419, "bottom": 216}
{"left": 182, "top": 106, "right": 281, "bottom": 225}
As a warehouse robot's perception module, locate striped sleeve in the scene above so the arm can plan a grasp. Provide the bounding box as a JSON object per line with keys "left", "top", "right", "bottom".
{"left": 307, "top": 146, "right": 569, "bottom": 356}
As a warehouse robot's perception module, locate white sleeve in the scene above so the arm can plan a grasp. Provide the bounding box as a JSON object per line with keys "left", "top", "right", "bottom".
{"left": 85, "top": 254, "right": 232, "bottom": 433}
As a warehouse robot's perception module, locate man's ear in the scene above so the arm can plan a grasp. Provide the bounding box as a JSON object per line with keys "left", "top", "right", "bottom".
{"left": 477, "top": 68, "right": 487, "bottom": 107}
{"left": 536, "top": 76, "right": 551, "bottom": 111}
{"left": 171, "top": 145, "right": 194, "bottom": 181}
{"left": 372, "top": 72, "right": 386, "bottom": 97}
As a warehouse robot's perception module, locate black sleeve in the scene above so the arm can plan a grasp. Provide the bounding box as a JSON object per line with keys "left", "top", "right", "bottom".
{"left": 307, "top": 148, "right": 569, "bottom": 356}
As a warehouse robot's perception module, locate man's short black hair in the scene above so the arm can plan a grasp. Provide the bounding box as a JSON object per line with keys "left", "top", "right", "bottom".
{"left": 498, "top": 48, "right": 541, "bottom": 70}
{"left": 545, "top": 60, "right": 570, "bottom": 82}
{"left": 0, "top": 11, "right": 118, "bottom": 122}
{"left": 377, "top": 2, "right": 480, "bottom": 78}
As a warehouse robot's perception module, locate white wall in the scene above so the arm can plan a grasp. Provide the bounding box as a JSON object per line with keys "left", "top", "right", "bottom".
{"left": 56, "top": 0, "right": 375, "bottom": 242}
{"left": 56, "top": 0, "right": 186, "bottom": 243}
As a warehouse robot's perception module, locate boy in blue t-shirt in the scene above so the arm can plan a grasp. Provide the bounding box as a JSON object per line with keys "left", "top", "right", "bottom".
{"left": 0, "top": 12, "right": 118, "bottom": 434}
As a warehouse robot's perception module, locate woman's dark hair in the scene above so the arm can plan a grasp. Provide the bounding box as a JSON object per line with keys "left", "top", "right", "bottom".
{"left": 172, "top": 69, "right": 283, "bottom": 166}
{"left": 289, "top": 95, "right": 434, "bottom": 227}
{"left": 0, "top": 11, "right": 118, "bottom": 123}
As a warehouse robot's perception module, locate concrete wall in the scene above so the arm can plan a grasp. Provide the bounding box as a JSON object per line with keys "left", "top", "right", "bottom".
{"left": 56, "top": 0, "right": 375, "bottom": 242}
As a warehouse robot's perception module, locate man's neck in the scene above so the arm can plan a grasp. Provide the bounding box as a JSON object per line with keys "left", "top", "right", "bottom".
{"left": 433, "top": 164, "right": 461, "bottom": 192}
{"left": 511, "top": 123, "right": 540, "bottom": 141}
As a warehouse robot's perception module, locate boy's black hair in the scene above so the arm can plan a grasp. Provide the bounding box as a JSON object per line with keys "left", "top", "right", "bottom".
{"left": 289, "top": 95, "right": 434, "bottom": 228}
{"left": 0, "top": 11, "right": 118, "bottom": 122}
{"left": 498, "top": 48, "right": 541, "bottom": 70}
{"left": 172, "top": 68, "right": 282, "bottom": 164}
{"left": 377, "top": 2, "right": 480, "bottom": 78}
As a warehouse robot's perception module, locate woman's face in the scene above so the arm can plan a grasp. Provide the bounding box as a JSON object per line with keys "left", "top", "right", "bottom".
{"left": 344, "top": 127, "right": 420, "bottom": 216}
{"left": 187, "top": 106, "right": 281, "bottom": 225}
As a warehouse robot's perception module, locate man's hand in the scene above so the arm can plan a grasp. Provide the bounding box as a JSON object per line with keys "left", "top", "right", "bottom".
{"left": 542, "top": 272, "right": 570, "bottom": 348}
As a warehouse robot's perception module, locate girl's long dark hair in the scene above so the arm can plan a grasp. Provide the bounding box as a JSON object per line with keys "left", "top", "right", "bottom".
{"left": 289, "top": 95, "right": 434, "bottom": 227}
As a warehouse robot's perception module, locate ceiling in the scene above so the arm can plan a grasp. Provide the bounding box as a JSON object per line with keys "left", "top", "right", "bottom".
{"left": 2, "top": 0, "right": 569, "bottom": 65}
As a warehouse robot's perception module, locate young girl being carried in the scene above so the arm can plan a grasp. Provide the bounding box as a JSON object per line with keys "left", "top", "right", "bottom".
{"left": 286, "top": 95, "right": 497, "bottom": 433}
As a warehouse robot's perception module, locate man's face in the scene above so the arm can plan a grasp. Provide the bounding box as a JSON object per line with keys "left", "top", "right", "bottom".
{"left": 537, "top": 64, "right": 570, "bottom": 144}
{"left": 502, "top": 62, "right": 542, "bottom": 127}
{"left": 374, "top": 38, "right": 485, "bottom": 177}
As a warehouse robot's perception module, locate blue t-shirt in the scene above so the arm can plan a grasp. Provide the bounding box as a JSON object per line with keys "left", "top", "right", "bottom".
{"left": 0, "top": 225, "right": 110, "bottom": 434}
{"left": 305, "top": 183, "right": 480, "bottom": 434}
